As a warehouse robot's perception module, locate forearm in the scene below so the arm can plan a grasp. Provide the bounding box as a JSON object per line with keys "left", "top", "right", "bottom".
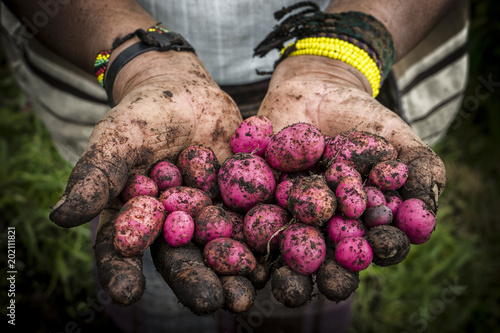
{"left": 3, "top": 0, "right": 157, "bottom": 73}
{"left": 326, "top": 0, "right": 455, "bottom": 61}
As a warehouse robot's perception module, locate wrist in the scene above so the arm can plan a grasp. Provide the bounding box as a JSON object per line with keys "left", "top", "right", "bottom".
{"left": 271, "top": 55, "right": 373, "bottom": 96}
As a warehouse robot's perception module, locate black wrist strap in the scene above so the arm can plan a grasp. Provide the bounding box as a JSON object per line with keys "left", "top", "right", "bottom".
{"left": 104, "top": 29, "right": 195, "bottom": 107}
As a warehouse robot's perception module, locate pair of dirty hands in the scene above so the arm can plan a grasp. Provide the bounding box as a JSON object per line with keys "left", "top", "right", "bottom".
{"left": 49, "top": 50, "right": 445, "bottom": 305}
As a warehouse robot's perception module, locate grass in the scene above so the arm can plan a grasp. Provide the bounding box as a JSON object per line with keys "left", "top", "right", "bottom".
{"left": 0, "top": 0, "right": 499, "bottom": 332}
{"left": 0, "top": 57, "right": 113, "bottom": 331}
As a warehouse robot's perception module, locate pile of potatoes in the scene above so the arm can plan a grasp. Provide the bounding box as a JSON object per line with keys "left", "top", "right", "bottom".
{"left": 112, "top": 116, "right": 437, "bottom": 314}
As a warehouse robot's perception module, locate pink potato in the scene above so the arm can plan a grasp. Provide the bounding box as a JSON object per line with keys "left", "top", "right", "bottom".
{"left": 326, "top": 215, "right": 366, "bottom": 244}
{"left": 193, "top": 205, "right": 233, "bottom": 246}
{"left": 395, "top": 198, "right": 436, "bottom": 244}
{"left": 364, "top": 186, "right": 387, "bottom": 208}
{"left": 335, "top": 180, "right": 367, "bottom": 219}
{"left": 368, "top": 160, "right": 409, "bottom": 191}
{"left": 244, "top": 204, "right": 291, "bottom": 253}
{"left": 335, "top": 236, "right": 373, "bottom": 272}
{"left": 324, "top": 162, "right": 363, "bottom": 190}
{"left": 227, "top": 210, "right": 246, "bottom": 243}
{"left": 288, "top": 175, "right": 337, "bottom": 227}
{"left": 275, "top": 179, "right": 294, "bottom": 210}
{"left": 363, "top": 205, "right": 393, "bottom": 228}
{"left": 218, "top": 153, "right": 276, "bottom": 212}
{"left": 230, "top": 115, "right": 273, "bottom": 157}
{"left": 159, "top": 186, "right": 212, "bottom": 218}
{"left": 323, "top": 130, "right": 397, "bottom": 175}
{"left": 203, "top": 237, "right": 256, "bottom": 275}
{"left": 265, "top": 122, "right": 325, "bottom": 172}
{"left": 385, "top": 192, "right": 404, "bottom": 217}
{"left": 121, "top": 174, "right": 159, "bottom": 203}
{"left": 176, "top": 145, "right": 220, "bottom": 199}
{"left": 114, "top": 195, "right": 166, "bottom": 257}
{"left": 279, "top": 223, "right": 326, "bottom": 275}
{"left": 163, "top": 211, "right": 195, "bottom": 247}
{"left": 149, "top": 160, "right": 182, "bottom": 191}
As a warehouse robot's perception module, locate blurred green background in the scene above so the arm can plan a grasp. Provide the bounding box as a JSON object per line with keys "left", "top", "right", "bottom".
{"left": 0, "top": 0, "right": 499, "bottom": 332}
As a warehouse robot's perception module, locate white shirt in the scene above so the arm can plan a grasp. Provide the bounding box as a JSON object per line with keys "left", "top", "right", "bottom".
{"left": 136, "top": 0, "right": 330, "bottom": 85}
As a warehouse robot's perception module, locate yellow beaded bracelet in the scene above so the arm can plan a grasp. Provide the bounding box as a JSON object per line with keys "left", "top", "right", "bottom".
{"left": 282, "top": 37, "right": 381, "bottom": 97}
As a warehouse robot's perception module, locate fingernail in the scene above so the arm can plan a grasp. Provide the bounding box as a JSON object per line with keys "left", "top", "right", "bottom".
{"left": 51, "top": 195, "right": 67, "bottom": 213}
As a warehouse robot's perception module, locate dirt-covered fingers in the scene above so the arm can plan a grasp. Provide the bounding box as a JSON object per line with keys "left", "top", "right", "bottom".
{"left": 94, "top": 208, "right": 145, "bottom": 306}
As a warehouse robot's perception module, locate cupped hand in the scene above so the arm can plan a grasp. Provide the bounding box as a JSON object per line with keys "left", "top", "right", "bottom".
{"left": 50, "top": 51, "right": 242, "bottom": 227}
{"left": 258, "top": 55, "right": 446, "bottom": 212}
{"left": 49, "top": 51, "right": 242, "bottom": 305}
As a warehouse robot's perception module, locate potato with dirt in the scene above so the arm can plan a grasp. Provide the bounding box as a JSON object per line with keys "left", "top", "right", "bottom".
{"left": 176, "top": 145, "right": 220, "bottom": 199}
{"left": 316, "top": 252, "right": 360, "bottom": 303}
{"left": 287, "top": 175, "right": 337, "bottom": 227}
{"left": 243, "top": 203, "right": 291, "bottom": 254}
{"left": 279, "top": 223, "right": 326, "bottom": 275}
{"left": 265, "top": 122, "right": 325, "bottom": 172}
{"left": 271, "top": 264, "right": 313, "bottom": 308}
{"left": 113, "top": 195, "right": 166, "bottom": 257}
{"left": 218, "top": 153, "right": 276, "bottom": 212}
{"left": 366, "top": 225, "right": 411, "bottom": 266}
{"left": 203, "top": 237, "right": 257, "bottom": 275}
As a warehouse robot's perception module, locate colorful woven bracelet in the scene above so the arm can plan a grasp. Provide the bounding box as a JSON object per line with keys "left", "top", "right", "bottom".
{"left": 282, "top": 37, "right": 382, "bottom": 97}
{"left": 93, "top": 25, "right": 169, "bottom": 87}
{"left": 254, "top": 2, "right": 395, "bottom": 93}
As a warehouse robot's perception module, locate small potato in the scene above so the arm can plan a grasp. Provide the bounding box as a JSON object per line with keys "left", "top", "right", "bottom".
{"left": 230, "top": 115, "right": 273, "bottom": 157}
{"left": 326, "top": 215, "right": 366, "bottom": 244}
{"left": 194, "top": 205, "right": 233, "bottom": 246}
{"left": 247, "top": 259, "right": 271, "bottom": 290}
{"left": 288, "top": 175, "right": 337, "bottom": 227}
{"left": 265, "top": 122, "right": 325, "bottom": 172}
{"left": 271, "top": 264, "right": 313, "bottom": 308}
{"left": 163, "top": 211, "right": 195, "bottom": 247}
{"left": 385, "top": 191, "right": 403, "bottom": 217}
{"left": 121, "top": 174, "right": 159, "bottom": 202}
{"left": 177, "top": 145, "right": 220, "bottom": 199}
{"left": 114, "top": 195, "right": 166, "bottom": 257}
{"left": 316, "top": 253, "right": 360, "bottom": 302}
{"left": 159, "top": 186, "right": 212, "bottom": 218}
{"left": 334, "top": 236, "right": 373, "bottom": 272}
{"left": 204, "top": 238, "right": 256, "bottom": 275}
{"left": 395, "top": 198, "right": 436, "bottom": 244}
{"left": 244, "top": 204, "right": 291, "bottom": 253}
{"left": 366, "top": 225, "right": 411, "bottom": 266}
{"left": 149, "top": 160, "right": 182, "bottom": 191}
{"left": 324, "top": 162, "right": 363, "bottom": 190}
{"left": 323, "top": 130, "right": 397, "bottom": 175}
{"left": 275, "top": 179, "right": 294, "bottom": 210}
{"left": 335, "top": 180, "right": 367, "bottom": 219}
{"left": 218, "top": 153, "right": 276, "bottom": 212}
{"left": 364, "top": 186, "right": 387, "bottom": 208}
{"left": 368, "top": 160, "right": 409, "bottom": 191}
{"left": 279, "top": 223, "right": 326, "bottom": 275}
{"left": 227, "top": 210, "right": 246, "bottom": 243}
{"left": 363, "top": 205, "right": 393, "bottom": 228}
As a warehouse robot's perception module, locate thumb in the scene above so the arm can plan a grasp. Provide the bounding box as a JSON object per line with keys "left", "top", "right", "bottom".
{"left": 49, "top": 112, "right": 152, "bottom": 227}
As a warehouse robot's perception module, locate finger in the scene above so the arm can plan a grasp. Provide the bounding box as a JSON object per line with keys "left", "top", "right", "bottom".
{"left": 219, "top": 275, "right": 256, "bottom": 314}
{"left": 397, "top": 146, "right": 445, "bottom": 213}
{"left": 94, "top": 208, "right": 145, "bottom": 306}
{"left": 150, "top": 239, "right": 225, "bottom": 315}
